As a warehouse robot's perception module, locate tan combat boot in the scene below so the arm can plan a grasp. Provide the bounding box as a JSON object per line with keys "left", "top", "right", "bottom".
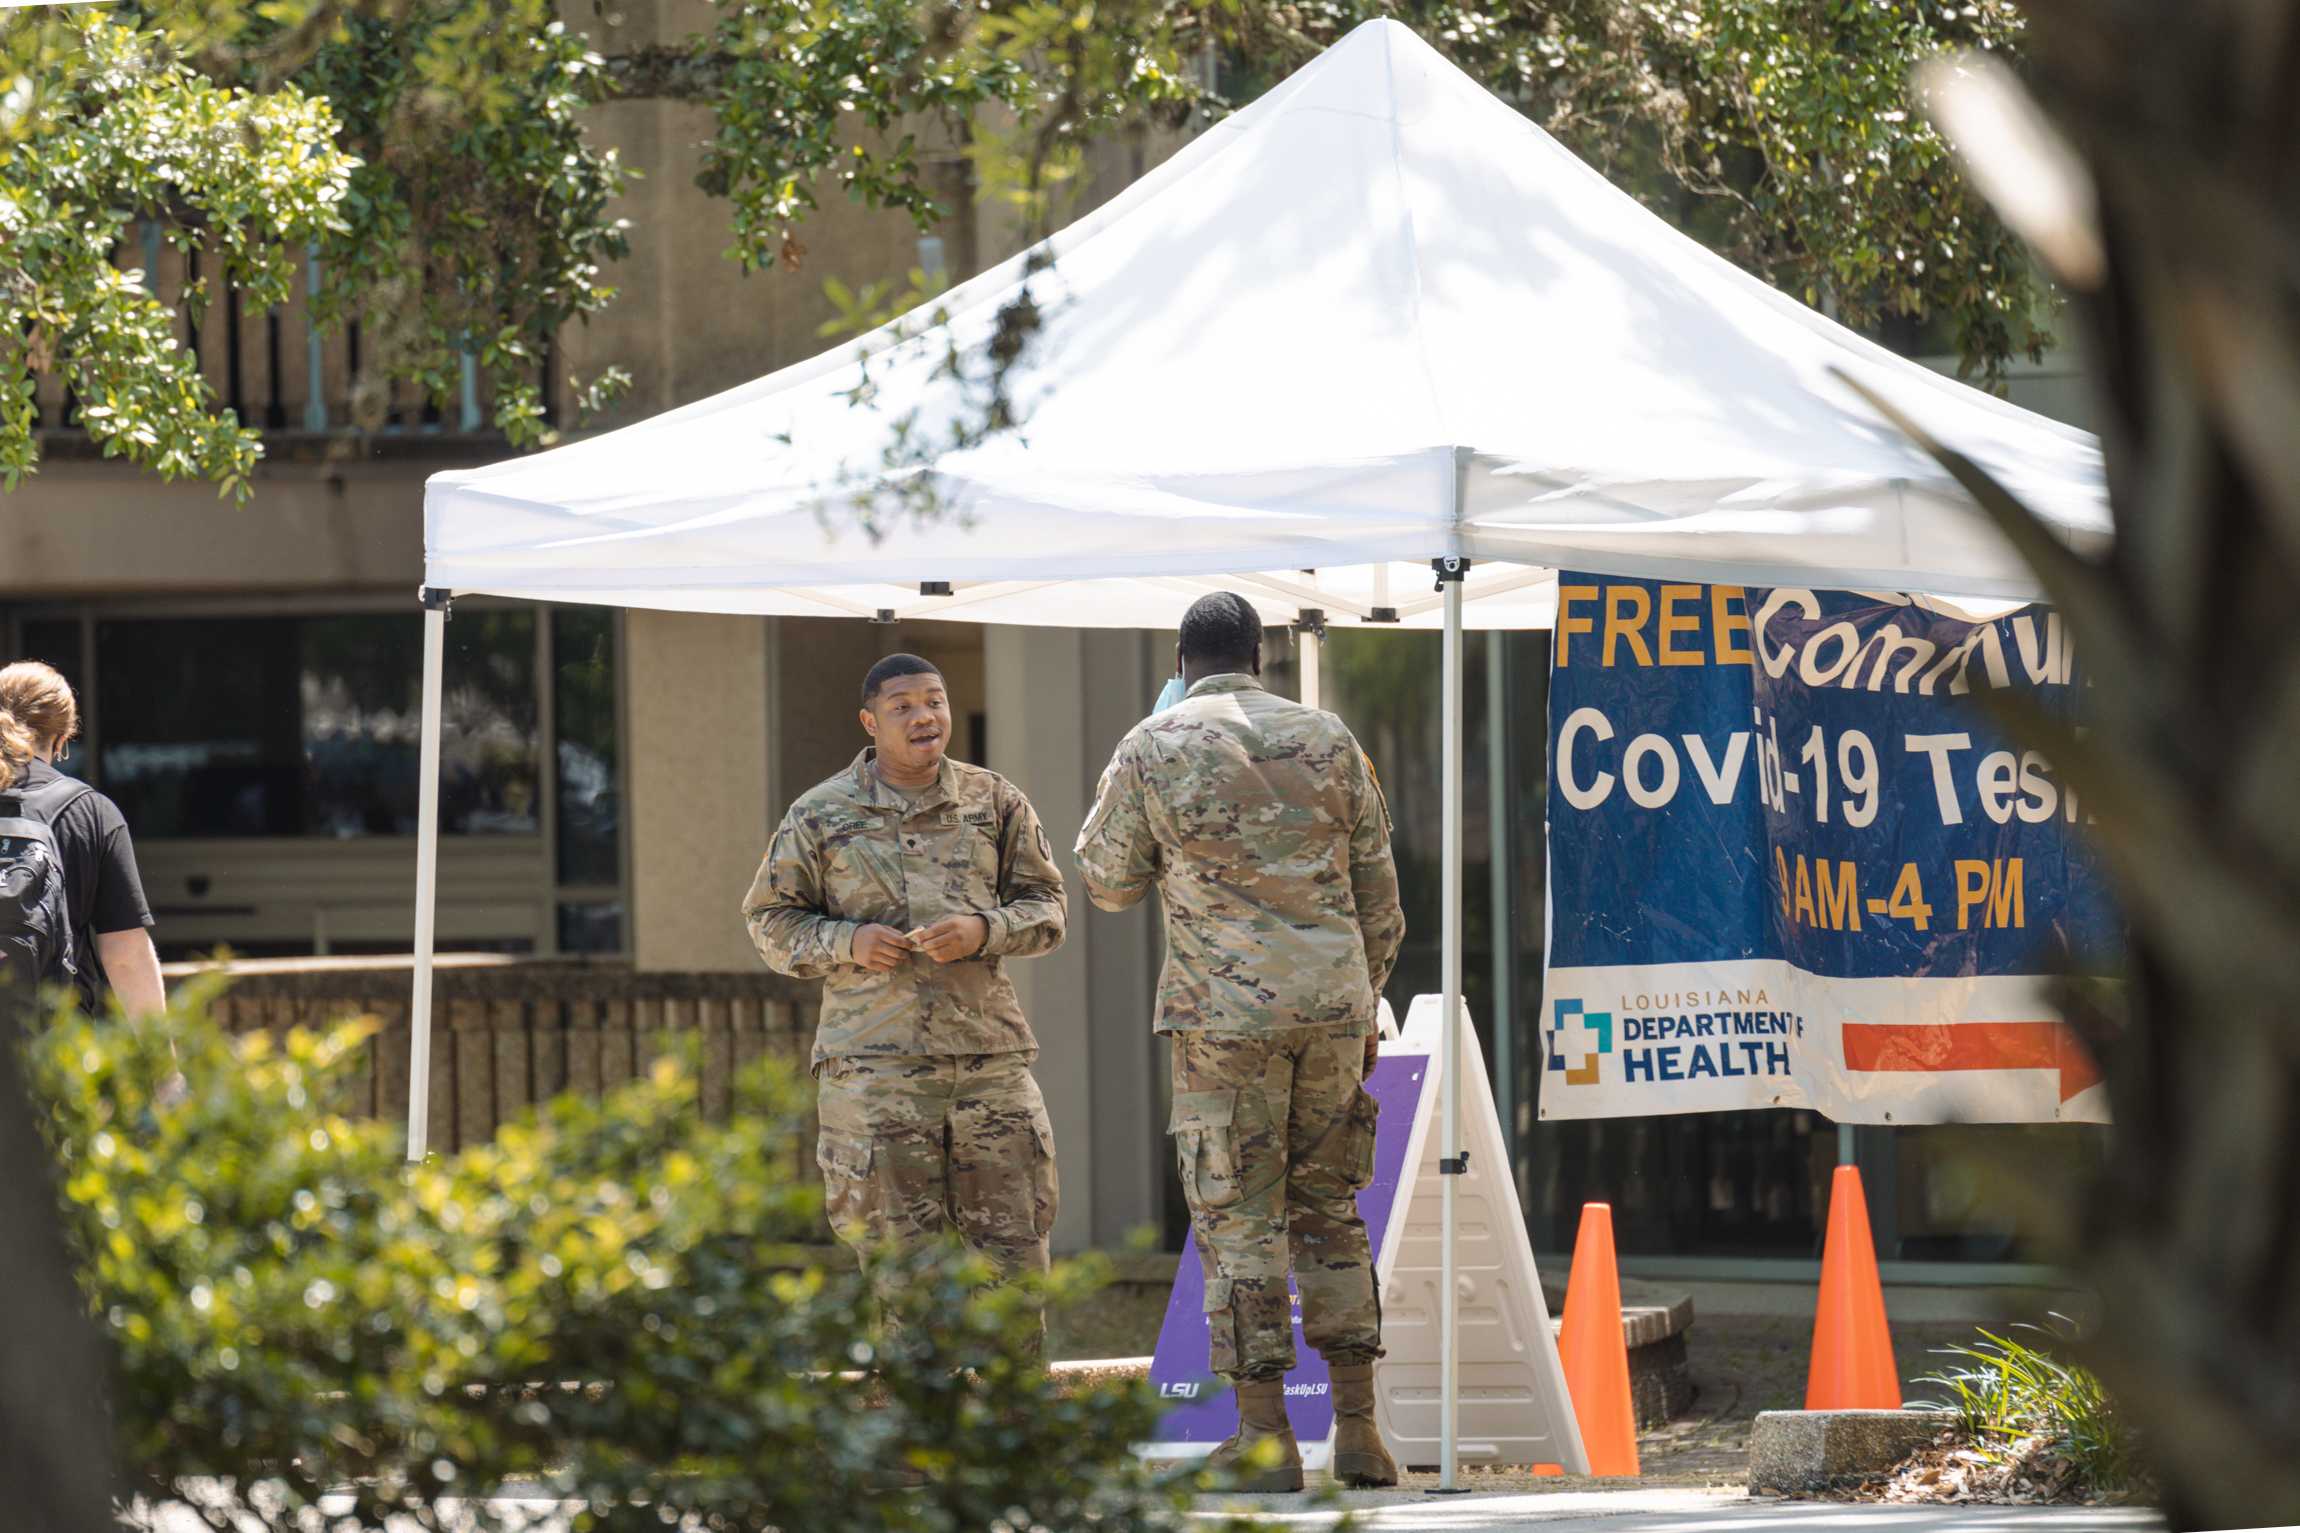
{"left": 1329, "top": 1363, "right": 1399, "bottom": 1487}
{"left": 1203, "top": 1378, "right": 1303, "bottom": 1492}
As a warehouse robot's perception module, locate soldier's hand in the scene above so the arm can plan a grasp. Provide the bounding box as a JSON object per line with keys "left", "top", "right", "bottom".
{"left": 1364, "top": 1033, "right": 1381, "bottom": 1077}
{"left": 910, "top": 913, "right": 990, "bottom": 963}
{"left": 852, "top": 924, "right": 914, "bottom": 971}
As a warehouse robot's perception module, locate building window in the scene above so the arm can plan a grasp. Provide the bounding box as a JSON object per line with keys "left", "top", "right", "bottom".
{"left": 551, "top": 606, "right": 619, "bottom": 885}
{"left": 551, "top": 605, "right": 623, "bottom": 955}
{"left": 556, "top": 900, "right": 625, "bottom": 956}
{"left": 90, "top": 612, "right": 539, "bottom": 839}
{"left": 8, "top": 601, "right": 628, "bottom": 961}
{"left": 16, "top": 619, "right": 88, "bottom": 779}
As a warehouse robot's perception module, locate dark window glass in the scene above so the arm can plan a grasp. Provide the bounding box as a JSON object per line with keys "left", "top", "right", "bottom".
{"left": 1325, "top": 629, "right": 1495, "bottom": 1021}
{"left": 16, "top": 620, "right": 89, "bottom": 781}
{"left": 97, "top": 617, "right": 297, "bottom": 835}
{"left": 303, "top": 613, "right": 425, "bottom": 836}
{"left": 94, "top": 612, "right": 538, "bottom": 839}
{"left": 17, "top": 620, "right": 84, "bottom": 694}
{"left": 436, "top": 612, "right": 541, "bottom": 836}
{"left": 556, "top": 900, "right": 624, "bottom": 955}
{"left": 551, "top": 607, "right": 619, "bottom": 885}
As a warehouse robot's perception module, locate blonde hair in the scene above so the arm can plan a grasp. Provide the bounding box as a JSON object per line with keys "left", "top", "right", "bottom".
{"left": 0, "top": 661, "right": 78, "bottom": 792}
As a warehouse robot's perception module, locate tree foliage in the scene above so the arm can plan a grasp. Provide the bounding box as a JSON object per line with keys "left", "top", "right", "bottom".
{"left": 290, "top": 6, "right": 634, "bottom": 448}
{"left": 2, "top": 0, "right": 633, "bottom": 491}
{"left": 0, "top": 14, "right": 353, "bottom": 496}
{"left": 3, "top": 0, "right": 2048, "bottom": 501}
{"left": 26, "top": 988, "right": 1194, "bottom": 1531}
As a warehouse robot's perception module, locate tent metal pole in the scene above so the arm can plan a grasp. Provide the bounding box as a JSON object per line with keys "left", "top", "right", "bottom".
{"left": 1487, "top": 628, "right": 1515, "bottom": 1164}
{"left": 1437, "top": 556, "right": 1467, "bottom": 1491}
{"left": 407, "top": 595, "right": 448, "bottom": 1162}
{"left": 1297, "top": 570, "right": 1324, "bottom": 710}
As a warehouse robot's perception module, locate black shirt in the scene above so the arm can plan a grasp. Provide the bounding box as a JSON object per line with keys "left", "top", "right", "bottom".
{"left": 11, "top": 759, "right": 154, "bottom": 997}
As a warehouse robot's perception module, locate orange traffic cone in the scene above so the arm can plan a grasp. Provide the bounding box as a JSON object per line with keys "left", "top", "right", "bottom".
{"left": 1805, "top": 1164, "right": 1901, "bottom": 1409}
{"left": 1557, "top": 1202, "right": 1640, "bottom": 1475}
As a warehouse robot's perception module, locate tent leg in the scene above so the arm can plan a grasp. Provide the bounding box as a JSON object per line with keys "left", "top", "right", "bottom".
{"left": 1486, "top": 628, "right": 1514, "bottom": 1168}
{"left": 1297, "top": 569, "right": 1324, "bottom": 711}
{"left": 1438, "top": 561, "right": 1466, "bottom": 1491}
{"left": 407, "top": 601, "right": 446, "bottom": 1162}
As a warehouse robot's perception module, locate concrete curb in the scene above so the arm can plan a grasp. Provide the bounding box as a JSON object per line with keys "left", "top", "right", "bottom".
{"left": 1748, "top": 1408, "right": 1957, "bottom": 1494}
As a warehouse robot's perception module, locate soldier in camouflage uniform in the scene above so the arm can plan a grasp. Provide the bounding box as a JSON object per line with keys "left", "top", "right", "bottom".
{"left": 1076, "top": 593, "right": 1405, "bottom": 1490}
{"left": 744, "top": 654, "right": 1065, "bottom": 1356}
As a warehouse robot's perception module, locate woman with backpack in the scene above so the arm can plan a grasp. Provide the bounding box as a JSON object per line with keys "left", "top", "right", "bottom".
{"left": 0, "top": 661, "right": 164, "bottom": 1016}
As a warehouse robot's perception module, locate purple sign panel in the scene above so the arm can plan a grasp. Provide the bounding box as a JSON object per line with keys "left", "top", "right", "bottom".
{"left": 1146, "top": 1049, "right": 1433, "bottom": 1448}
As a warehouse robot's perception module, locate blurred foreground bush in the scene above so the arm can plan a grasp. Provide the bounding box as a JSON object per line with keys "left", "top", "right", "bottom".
{"left": 26, "top": 983, "right": 1190, "bottom": 1531}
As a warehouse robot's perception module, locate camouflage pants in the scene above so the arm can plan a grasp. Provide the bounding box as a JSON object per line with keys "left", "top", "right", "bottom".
{"left": 815, "top": 1050, "right": 1058, "bottom": 1348}
{"left": 1168, "top": 1028, "right": 1383, "bottom": 1383}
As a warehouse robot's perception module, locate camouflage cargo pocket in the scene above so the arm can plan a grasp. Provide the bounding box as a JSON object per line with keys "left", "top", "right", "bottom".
{"left": 1202, "top": 1276, "right": 1239, "bottom": 1374}
{"left": 1029, "top": 1108, "right": 1059, "bottom": 1240}
{"left": 816, "top": 1128, "right": 876, "bottom": 1242}
{"left": 1343, "top": 1085, "right": 1380, "bottom": 1193}
{"left": 1168, "top": 1089, "right": 1242, "bottom": 1211}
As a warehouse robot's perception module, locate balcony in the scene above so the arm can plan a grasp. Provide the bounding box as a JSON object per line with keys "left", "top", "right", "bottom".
{"left": 30, "top": 224, "right": 549, "bottom": 465}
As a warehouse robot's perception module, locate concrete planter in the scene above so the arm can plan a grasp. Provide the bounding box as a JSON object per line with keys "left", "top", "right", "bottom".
{"left": 1748, "top": 1408, "right": 1957, "bottom": 1494}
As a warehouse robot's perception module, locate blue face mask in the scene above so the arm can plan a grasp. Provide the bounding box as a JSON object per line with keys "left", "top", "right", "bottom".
{"left": 1152, "top": 674, "right": 1188, "bottom": 714}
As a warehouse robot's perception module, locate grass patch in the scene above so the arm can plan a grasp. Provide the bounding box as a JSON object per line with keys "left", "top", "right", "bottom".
{"left": 1913, "top": 1314, "right": 2140, "bottom": 1498}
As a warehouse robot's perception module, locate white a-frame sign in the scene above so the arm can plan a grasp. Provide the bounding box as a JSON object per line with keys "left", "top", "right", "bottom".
{"left": 1143, "top": 996, "right": 1589, "bottom": 1474}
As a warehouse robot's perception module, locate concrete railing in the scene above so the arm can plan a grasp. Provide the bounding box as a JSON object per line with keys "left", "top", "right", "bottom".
{"left": 166, "top": 955, "right": 822, "bottom": 1165}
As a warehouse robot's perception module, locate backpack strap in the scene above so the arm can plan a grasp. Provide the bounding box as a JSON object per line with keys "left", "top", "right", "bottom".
{"left": 0, "top": 813, "right": 52, "bottom": 844}
{"left": 13, "top": 777, "right": 94, "bottom": 826}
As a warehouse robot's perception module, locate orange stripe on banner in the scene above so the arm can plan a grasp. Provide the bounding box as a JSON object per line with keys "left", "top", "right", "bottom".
{"left": 1841, "top": 1021, "right": 2100, "bottom": 1104}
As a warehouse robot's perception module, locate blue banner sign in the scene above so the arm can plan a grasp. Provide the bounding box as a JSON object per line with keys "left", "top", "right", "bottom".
{"left": 1542, "top": 576, "right": 2115, "bottom": 1123}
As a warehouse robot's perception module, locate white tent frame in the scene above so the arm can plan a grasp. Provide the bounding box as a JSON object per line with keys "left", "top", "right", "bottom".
{"left": 403, "top": 550, "right": 1543, "bottom": 1486}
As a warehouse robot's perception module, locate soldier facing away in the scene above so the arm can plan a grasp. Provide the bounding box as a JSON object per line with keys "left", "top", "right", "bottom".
{"left": 744, "top": 654, "right": 1066, "bottom": 1355}
{"left": 1075, "top": 592, "right": 1407, "bottom": 1491}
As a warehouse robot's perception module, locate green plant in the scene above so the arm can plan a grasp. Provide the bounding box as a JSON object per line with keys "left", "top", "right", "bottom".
{"left": 0, "top": 13, "right": 356, "bottom": 498}
{"left": 1914, "top": 1316, "right": 2137, "bottom": 1496}
{"left": 25, "top": 982, "right": 1199, "bottom": 1531}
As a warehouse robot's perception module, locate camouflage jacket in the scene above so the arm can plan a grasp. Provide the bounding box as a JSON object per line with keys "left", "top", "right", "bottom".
{"left": 1075, "top": 674, "right": 1404, "bottom": 1035}
{"left": 744, "top": 750, "right": 1066, "bottom": 1062}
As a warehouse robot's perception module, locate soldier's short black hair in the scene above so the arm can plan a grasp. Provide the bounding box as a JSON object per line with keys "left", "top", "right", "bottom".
{"left": 861, "top": 653, "right": 943, "bottom": 707}
{"left": 1178, "top": 592, "right": 1263, "bottom": 671}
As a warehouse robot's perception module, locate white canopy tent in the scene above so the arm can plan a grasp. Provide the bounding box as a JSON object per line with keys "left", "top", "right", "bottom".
{"left": 417, "top": 16, "right": 2108, "bottom": 1485}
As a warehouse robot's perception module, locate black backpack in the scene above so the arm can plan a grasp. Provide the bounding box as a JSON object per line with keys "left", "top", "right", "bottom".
{"left": 0, "top": 777, "right": 92, "bottom": 1003}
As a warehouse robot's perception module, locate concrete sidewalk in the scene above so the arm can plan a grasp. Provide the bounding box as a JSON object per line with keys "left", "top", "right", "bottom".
{"left": 138, "top": 1482, "right": 2162, "bottom": 1532}
{"left": 1189, "top": 1486, "right": 2162, "bottom": 1531}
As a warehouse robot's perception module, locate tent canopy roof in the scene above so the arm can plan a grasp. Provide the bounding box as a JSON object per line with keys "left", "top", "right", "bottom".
{"left": 424, "top": 19, "right": 2106, "bottom": 627}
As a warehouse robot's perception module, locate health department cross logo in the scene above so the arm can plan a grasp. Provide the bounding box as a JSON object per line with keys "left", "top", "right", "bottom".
{"left": 1547, "top": 999, "right": 1612, "bottom": 1086}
